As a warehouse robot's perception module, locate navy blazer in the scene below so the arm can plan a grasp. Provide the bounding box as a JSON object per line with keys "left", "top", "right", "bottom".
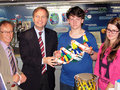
{"left": 19, "top": 27, "right": 58, "bottom": 90}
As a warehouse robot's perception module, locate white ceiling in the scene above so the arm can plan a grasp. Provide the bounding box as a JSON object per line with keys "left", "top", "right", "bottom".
{"left": 0, "top": 0, "right": 120, "bottom": 2}
{"left": 0, "top": 0, "right": 120, "bottom": 6}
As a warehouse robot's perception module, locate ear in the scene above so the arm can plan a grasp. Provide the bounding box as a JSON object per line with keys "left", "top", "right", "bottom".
{"left": 32, "top": 17, "right": 35, "bottom": 23}
{"left": 67, "top": 19, "right": 70, "bottom": 23}
{"left": 81, "top": 19, "right": 84, "bottom": 23}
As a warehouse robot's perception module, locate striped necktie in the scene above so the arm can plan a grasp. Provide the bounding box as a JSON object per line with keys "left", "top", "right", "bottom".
{"left": 7, "top": 47, "right": 17, "bottom": 75}
{"left": 38, "top": 32, "right": 46, "bottom": 74}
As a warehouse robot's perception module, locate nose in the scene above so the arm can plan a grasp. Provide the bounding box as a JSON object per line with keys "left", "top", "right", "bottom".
{"left": 38, "top": 16, "right": 43, "bottom": 21}
{"left": 39, "top": 17, "right": 42, "bottom": 21}
{"left": 73, "top": 19, "right": 77, "bottom": 24}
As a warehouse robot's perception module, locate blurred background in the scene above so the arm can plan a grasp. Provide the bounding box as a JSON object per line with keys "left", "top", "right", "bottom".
{"left": 0, "top": 0, "right": 120, "bottom": 89}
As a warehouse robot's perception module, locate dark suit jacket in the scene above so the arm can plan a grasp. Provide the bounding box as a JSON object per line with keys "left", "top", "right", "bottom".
{"left": 19, "top": 27, "right": 58, "bottom": 90}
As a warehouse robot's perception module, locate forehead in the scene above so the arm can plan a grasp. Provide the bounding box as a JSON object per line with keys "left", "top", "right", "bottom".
{"left": 107, "top": 24, "right": 118, "bottom": 30}
{"left": 34, "top": 9, "right": 47, "bottom": 15}
{"left": 1, "top": 23, "right": 13, "bottom": 30}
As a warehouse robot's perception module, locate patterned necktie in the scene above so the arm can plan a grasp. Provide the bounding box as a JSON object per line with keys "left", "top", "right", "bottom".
{"left": 7, "top": 47, "right": 17, "bottom": 75}
{"left": 38, "top": 32, "right": 46, "bottom": 74}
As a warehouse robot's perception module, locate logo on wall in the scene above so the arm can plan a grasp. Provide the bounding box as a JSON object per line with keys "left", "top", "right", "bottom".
{"left": 85, "top": 15, "right": 92, "bottom": 20}
{"left": 50, "top": 13, "right": 59, "bottom": 26}
{"left": 62, "top": 13, "right": 67, "bottom": 22}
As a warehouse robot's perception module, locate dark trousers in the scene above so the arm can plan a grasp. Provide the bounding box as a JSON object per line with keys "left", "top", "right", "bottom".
{"left": 19, "top": 72, "right": 50, "bottom": 90}
{"left": 40, "top": 72, "right": 50, "bottom": 90}
{"left": 60, "top": 82, "right": 74, "bottom": 90}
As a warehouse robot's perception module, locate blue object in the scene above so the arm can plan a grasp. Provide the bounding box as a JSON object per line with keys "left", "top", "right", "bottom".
{"left": 58, "top": 30, "right": 98, "bottom": 87}
{"left": 117, "top": 79, "right": 120, "bottom": 82}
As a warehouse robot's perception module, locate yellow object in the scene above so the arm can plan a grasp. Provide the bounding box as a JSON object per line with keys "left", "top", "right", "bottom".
{"left": 74, "top": 73, "right": 98, "bottom": 90}
{"left": 64, "top": 55, "right": 68, "bottom": 62}
{"left": 72, "top": 43, "right": 77, "bottom": 49}
{"left": 101, "top": 28, "right": 106, "bottom": 34}
{"left": 83, "top": 34, "right": 88, "bottom": 42}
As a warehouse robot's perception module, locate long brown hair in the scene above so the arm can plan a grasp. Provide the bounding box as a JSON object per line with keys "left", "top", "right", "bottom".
{"left": 100, "top": 17, "right": 120, "bottom": 61}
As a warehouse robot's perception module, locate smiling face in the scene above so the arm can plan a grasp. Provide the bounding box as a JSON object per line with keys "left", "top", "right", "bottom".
{"left": 67, "top": 15, "right": 84, "bottom": 30}
{"left": 0, "top": 23, "right": 13, "bottom": 46}
{"left": 106, "top": 24, "right": 120, "bottom": 44}
{"left": 33, "top": 9, "right": 48, "bottom": 31}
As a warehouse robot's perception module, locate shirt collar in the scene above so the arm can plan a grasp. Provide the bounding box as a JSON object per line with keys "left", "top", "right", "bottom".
{"left": 34, "top": 26, "right": 45, "bottom": 33}
{"left": 34, "top": 26, "right": 45, "bottom": 37}
{"left": 0, "top": 40, "right": 10, "bottom": 50}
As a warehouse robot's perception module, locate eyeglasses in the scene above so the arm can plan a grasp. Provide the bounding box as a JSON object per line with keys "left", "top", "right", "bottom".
{"left": 0, "top": 31, "right": 13, "bottom": 34}
{"left": 106, "top": 28, "right": 119, "bottom": 34}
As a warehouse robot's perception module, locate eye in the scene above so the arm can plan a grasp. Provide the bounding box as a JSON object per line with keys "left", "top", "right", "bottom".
{"left": 42, "top": 16, "right": 46, "bottom": 18}
{"left": 70, "top": 18, "right": 73, "bottom": 20}
{"left": 35, "top": 15, "right": 39, "bottom": 18}
{"left": 112, "top": 30, "right": 116, "bottom": 32}
{"left": 76, "top": 18, "right": 80, "bottom": 21}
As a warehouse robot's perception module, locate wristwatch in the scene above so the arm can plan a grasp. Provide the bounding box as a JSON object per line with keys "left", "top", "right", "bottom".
{"left": 90, "top": 50, "right": 94, "bottom": 56}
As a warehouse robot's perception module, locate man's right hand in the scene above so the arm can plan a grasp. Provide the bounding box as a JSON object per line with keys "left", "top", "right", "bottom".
{"left": 43, "top": 57, "right": 57, "bottom": 67}
{"left": 13, "top": 73, "right": 20, "bottom": 83}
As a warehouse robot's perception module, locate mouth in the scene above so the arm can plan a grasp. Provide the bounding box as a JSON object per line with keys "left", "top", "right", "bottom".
{"left": 6, "top": 37, "right": 12, "bottom": 41}
{"left": 37, "top": 21, "right": 43, "bottom": 24}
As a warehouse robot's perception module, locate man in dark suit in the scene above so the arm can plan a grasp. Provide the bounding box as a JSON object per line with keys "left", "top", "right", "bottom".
{"left": 19, "top": 7, "right": 58, "bottom": 90}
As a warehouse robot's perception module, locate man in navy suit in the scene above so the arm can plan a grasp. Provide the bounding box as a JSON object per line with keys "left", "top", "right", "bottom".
{"left": 19, "top": 7, "right": 58, "bottom": 90}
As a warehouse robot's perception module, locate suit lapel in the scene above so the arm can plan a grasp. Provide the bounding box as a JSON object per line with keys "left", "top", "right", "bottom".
{"left": 45, "top": 29, "right": 49, "bottom": 57}
{"left": 0, "top": 44, "right": 13, "bottom": 87}
{"left": 0, "top": 44, "right": 11, "bottom": 73}
{"left": 31, "top": 28, "right": 42, "bottom": 57}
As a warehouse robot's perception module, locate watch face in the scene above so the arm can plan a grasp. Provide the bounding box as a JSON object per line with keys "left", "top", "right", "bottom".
{"left": 90, "top": 50, "right": 94, "bottom": 55}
